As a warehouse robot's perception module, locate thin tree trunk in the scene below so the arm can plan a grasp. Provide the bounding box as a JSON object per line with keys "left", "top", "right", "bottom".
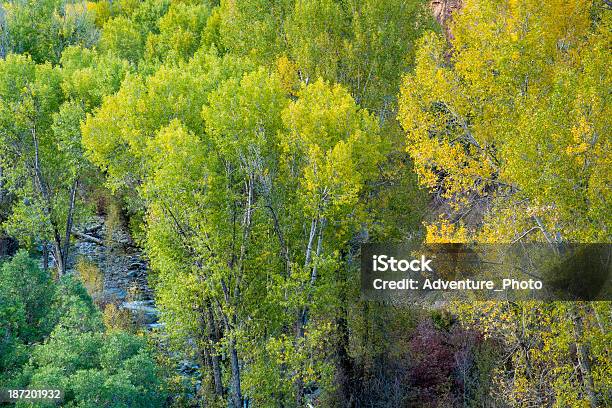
{"left": 197, "top": 303, "right": 224, "bottom": 399}
{"left": 217, "top": 291, "right": 243, "bottom": 408}
{"left": 72, "top": 231, "right": 104, "bottom": 245}
{"left": 61, "top": 179, "right": 78, "bottom": 274}
{"left": 199, "top": 342, "right": 213, "bottom": 392}
{"left": 220, "top": 170, "right": 254, "bottom": 408}
{"left": 303, "top": 218, "right": 318, "bottom": 270}
{"left": 52, "top": 239, "right": 64, "bottom": 278}
{"left": 336, "top": 259, "right": 355, "bottom": 406}
{"left": 591, "top": 304, "right": 607, "bottom": 336}
{"left": 569, "top": 305, "right": 598, "bottom": 408}
{"left": 229, "top": 337, "right": 242, "bottom": 408}
{"left": 31, "top": 126, "right": 65, "bottom": 277}
{"left": 298, "top": 218, "right": 325, "bottom": 337}
{"left": 42, "top": 241, "right": 49, "bottom": 272}
{"left": 296, "top": 216, "right": 320, "bottom": 405}
{"left": 266, "top": 203, "right": 290, "bottom": 276}
{"left": 296, "top": 218, "right": 325, "bottom": 406}
{"left": 206, "top": 302, "right": 224, "bottom": 397}
{"left": 164, "top": 198, "right": 224, "bottom": 400}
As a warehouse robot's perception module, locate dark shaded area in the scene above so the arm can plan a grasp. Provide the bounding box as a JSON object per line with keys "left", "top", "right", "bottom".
{"left": 0, "top": 236, "right": 18, "bottom": 258}
{"left": 332, "top": 307, "right": 499, "bottom": 407}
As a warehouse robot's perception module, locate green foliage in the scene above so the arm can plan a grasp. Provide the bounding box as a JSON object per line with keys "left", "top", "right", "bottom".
{"left": 0, "top": 252, "right": 100, "bottom": 387}
{"left": 0, "top": 52, "right": 92, "bottom": 275}
{"left": 51, "top": 274, "right": 104, "bottom": 333}
{"left": 399, "top": 2, "right": 611, "bottom": 405}
{"left": 399, "top": 0, "right": 611, "bottom": 242}
{"left": 285, "top": 0, "right": 347, "bottom": 82}
{"left": 82, "top": 47, "right": 252, "bottom": 192}
{"left": 214, "top": 0, "right": 434, "bottom": 112}
{"left": 77, "top": 1, "right": 439, "bottom": 406}
{"left": 22, "top": 329, "right": 164, "bottom": 408}
{"left": 86, "top": 55, "right": 385, "bottom": 403}
{"left": 0, "top": 251, "right": 55, "bottom": 382}
{"left": 215, "top": 0, "right": 291, "bottom": 63}
{"left": 0, "top": 251, "right": 55, "bottom": 342}
{"left": 0, "top": 251, "right": 164, "bottom": 407}
{"left": 130, "top": 0, "right": 171, "bottom": 35}
{"left": 98, "top": 16, "right": 144, "bottom": 63}
{"left": 144, "top": 1, "right": 211, "bottom": 64}
{"left": 2, "top": 0, "right": 606, "bottom": 406}
{"left": 0, "top": 285, "right": 29, "bottom": 376}
{"left": 0, "top": 0, "right": 98, "bottom": 64}
{"left": 60, "top": 45, "right": 132, "bottom": 110}
{"left": 342, "top": 0, "right": 436, "bottom": 110}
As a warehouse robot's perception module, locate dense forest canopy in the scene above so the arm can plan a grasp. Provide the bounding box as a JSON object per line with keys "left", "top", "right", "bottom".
{"left": 0, "top": 0, "right": 610, "bottom": 407}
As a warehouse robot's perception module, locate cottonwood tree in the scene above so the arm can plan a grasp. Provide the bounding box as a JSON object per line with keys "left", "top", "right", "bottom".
{"left": 82, "top": 50, "right": 252, "bottom": 405}
{"left": 399, "top": 1, "right": 611, "bottom": 406}
{"left": 0, "top": 0, "right": 98, "bottom": 64}
{"left": 0, "top": 55, "right": 87, "bottom": 277}
{"left": 83, "top": 43, "right": 384, "bottom": 403}
{"left": 278, "top": 78, "right": 383, "bottom": 405}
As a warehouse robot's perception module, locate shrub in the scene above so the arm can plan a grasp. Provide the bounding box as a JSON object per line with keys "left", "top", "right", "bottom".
{"left": 76, "top": 257, "right": 104, "bottom": 298}
{"left": 103, "top": 303, "right": 136, "bottom": 333}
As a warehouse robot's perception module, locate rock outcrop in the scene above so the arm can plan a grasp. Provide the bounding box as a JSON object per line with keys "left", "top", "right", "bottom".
{"left": 72, "top": 216, "right": 158, "bottom": 328}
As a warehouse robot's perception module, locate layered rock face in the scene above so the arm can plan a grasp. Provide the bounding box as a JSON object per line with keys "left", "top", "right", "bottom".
{"left": 72, "top": 216, "right": 158, "bottom": 328}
